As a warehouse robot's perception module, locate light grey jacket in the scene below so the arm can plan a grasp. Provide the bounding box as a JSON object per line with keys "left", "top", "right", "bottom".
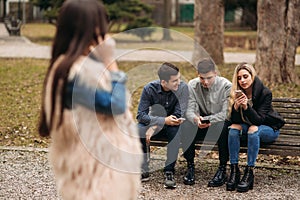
{"left": 186, "top": 76, "right": 232, "bottom": 124}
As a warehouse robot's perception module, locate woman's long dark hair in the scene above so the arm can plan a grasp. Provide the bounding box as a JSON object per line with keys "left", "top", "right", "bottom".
{"left": 39, "top": 0, "right": 108, "bottom": 136}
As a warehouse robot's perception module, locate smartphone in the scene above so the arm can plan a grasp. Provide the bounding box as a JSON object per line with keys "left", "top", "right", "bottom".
{"left": 235, "top": 90, "right": 244, "bottom": 98}
{"left": 201, "top": 119, "right": 210, "bottom": 124}
{"left": 178, "top": 117, "right": 186, "bottom": 122}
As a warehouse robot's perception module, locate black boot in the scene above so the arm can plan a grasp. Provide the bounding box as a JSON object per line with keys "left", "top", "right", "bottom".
{"left": 183, "top": 161, "right": 195, "bottom": 185}
{"left": 208, "top": 164, "right": 227, "bottom": 187}
{"left": 226, "top": 164, "right": 240, "bottom": 191}
{"left": 237, "top": 166, "right": 254, "bottom": 193}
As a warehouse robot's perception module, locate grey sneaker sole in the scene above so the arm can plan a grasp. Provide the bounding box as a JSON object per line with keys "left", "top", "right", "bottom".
{"left": 164, "top": 185, "right": 176, "bottom": 189}
{"left": 164, "top": 184, "right": 177, "bottom": 189}
{"left": 141, "top": 177, "right": 150, "bottom": 182}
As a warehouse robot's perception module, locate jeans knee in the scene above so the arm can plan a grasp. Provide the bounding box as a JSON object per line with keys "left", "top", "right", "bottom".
{"left": 228, "top": 127, "right": 241, "bottom": 137}
{"left": 248, "top": 125, "right": 258, "bottom": 134}
{"left": 247, "top": 130, "right": 259, "bottom": 141}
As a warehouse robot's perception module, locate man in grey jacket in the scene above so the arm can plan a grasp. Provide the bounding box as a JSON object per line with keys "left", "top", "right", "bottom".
{"left": 181, "top": 58, "right": 232, "bottom": 187}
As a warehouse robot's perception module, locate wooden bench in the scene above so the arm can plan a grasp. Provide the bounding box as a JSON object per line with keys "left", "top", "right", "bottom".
{"left": 150, "top": 98, "right": 300, "bottom": 157}
{"left": 4, "top": 17, "right": 22, "bottom": 36}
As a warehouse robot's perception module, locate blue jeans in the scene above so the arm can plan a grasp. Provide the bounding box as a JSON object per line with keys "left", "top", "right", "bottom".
{"left": 228, "top": 124, "right": 280, "bottom": 167}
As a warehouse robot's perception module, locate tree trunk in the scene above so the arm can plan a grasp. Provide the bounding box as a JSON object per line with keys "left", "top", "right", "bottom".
{"left": 256, "top": 0, "right": 300, "bottom": 85}
{"left": 162, "top": 0, "right": 172, "bottom": 41}
{"left": 192, "top": 0, "right": 224, "bottom": 65}
{"left": 175, "top": 0, "right": 179, "bottom": 25}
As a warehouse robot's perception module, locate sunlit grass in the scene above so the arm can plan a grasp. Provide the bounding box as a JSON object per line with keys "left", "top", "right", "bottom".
{"left": 21, "top": 23, "right": 56, "bottom": 46}
{"left": 0, "top": 58, "right": 49, "bottom": 147}
{"left": 224, "top": 30, "right": 257, "bottom": 37}
{"left": 20, "top": 23, "right": 299, "bottom": 54}
{"left": 20, "top": 23, "right": 259, "bottom": 52}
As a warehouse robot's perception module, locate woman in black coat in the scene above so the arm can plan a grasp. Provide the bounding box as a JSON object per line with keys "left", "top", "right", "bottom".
{"left": 226, "top": 63, "right": 285, "bottom": 193}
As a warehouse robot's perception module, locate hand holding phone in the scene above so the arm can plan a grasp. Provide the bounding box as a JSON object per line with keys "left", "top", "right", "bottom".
{"left": 166, "top": 115, "right": 183, "bottom": 126}
{"left": 201, "top": 119, "right": 210, "bottom": 124}
{"left": 235, "top": 90, "right": 244, "bottom": 98}
{"left": 197, "top": 117, "right": 211, "bottom": 128}
{"left": 178, "top": 117, "right": 186, "bottom": 122}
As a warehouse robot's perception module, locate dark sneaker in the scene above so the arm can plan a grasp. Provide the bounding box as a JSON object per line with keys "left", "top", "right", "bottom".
{"left": 164, "top": 171, "right": 176, "bottom": 189}
{"left": 183, "top": 166, "right": 195, "bottom": 185}
{"left": 141, "top": 171, "right": 150, "bottom": 182}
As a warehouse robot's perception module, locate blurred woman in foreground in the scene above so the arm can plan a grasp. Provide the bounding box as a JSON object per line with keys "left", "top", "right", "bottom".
{"left": 38, "top": 0, "right": 142, "bottom": 199}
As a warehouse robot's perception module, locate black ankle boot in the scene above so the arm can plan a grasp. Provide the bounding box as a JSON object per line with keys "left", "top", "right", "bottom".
{"left": 237, "top": 166, "right": 254, "bottom": 193}
{"left": 183, "top": 161, "right": 195, "bottom": 185}
{"left": 226, "top": 164, "right": 240, "bottom": 191}
{"left": 208, "top": 164, "right": 227, "bottom": 187}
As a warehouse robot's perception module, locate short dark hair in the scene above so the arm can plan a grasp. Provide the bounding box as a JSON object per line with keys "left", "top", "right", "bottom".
{"left": 158, "top": 62, "right": 179, "bottom": 81}
{"left": 197, "top": 58, "right": 215, "bottom": 74}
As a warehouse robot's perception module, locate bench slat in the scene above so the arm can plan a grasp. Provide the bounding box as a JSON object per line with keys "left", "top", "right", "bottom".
{"left": 279, "top": 113, "right": 300, "bottom": 119}
{"left": 272, "top": 98, "right": 300, "bottom": 103}
{"left": 274, "top": 108, "right": 300, "bottom": 114}
{"left": 280, "top": 124, "right": 300, "bottom": 133}
{"left": 275, "top": 133, "right": 300, "bottom": 139}
{"left": 270, "top": 140, "right": 300, "bottom": 146}
{"left": 258, "top": 149, "right": 299, "bottom": 157}
{"left": 273, "top": 102, "right": 300, "bottom": 107}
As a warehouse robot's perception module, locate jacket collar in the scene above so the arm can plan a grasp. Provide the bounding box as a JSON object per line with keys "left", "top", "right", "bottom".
{"left": 251, "top": 76, "right": 264, "bottom": 101}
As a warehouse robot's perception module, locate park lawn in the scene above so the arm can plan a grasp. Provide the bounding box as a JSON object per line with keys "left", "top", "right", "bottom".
{"left": 21, "top": 23, "right": 300, "bottom": 54}
{"left": 21, "top": 23, "right": 56, "bottom": 46}
{"left": 21, "top": 23, "right": 256, "bottom": 41}
{"left": 0, "top": 58, "right": 49, "bottom": 147}
{"left": 0, "top": 58, "right": 299, "bottom": 148}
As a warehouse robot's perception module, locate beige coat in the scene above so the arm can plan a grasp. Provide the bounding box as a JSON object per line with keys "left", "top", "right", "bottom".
{"left": 43, "top": 55, "right": 142, "bottom": 200}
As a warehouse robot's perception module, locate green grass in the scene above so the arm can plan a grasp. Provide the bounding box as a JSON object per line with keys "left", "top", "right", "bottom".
{"left": 224, "top": 30, "right": 257, "bottom": 37}
{"left": 0, "top": 58, "right": 299, "bottom": 147}
{"left": 0, "top": 58, "right": 49, "bottom": 147}
{"left": 21, "top": 23, "right": 56, "bottom": 46}
{"left": 22, "top": 23, "right": 300, "bottom": 53}
{"left": 17, "top": 23, "right": 261, "bottom": 51}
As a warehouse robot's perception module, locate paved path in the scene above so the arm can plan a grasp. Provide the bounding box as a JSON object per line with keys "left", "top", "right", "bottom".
{"left": 0, "top": 23, "right": 299, "bottom": 64}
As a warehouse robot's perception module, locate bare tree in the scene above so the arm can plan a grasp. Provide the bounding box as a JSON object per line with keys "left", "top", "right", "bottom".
{"left": 192, "top": 0, "right": 224, "bottom": 65}
{"left": 256, "top": 0, "right": 300, "bottom": 85}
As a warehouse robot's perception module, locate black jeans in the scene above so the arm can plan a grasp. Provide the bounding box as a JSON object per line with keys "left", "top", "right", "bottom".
{"left": 181, "top": 120, "right": 230, "bottom": 165}
{"left": 139, "top": 123, "right": 181, "bottom": 173}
